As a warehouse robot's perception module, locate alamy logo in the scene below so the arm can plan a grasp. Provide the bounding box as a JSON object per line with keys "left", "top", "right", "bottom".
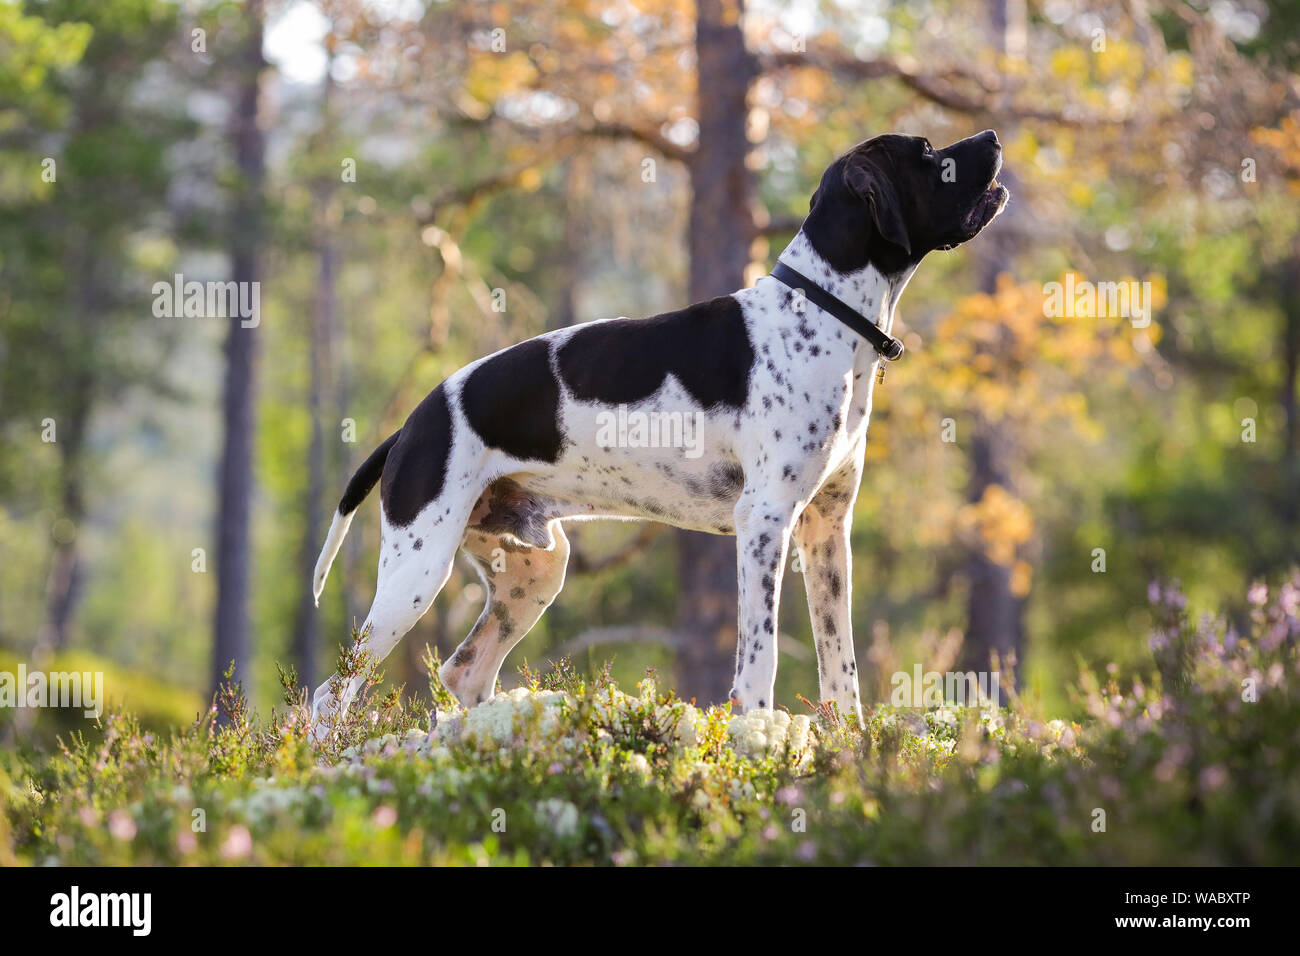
{"left": 152, "top": 273, "right": 260, "bottom": 328}
{"left": 890, "top": 665, "right": 1001, "bottom": 708}
{"left": 595, "top": 405, "right": 705, "bottom": 459}
{"left": 50, "top": 886, "right": 151, "bottom": 936}
{"left": 1042, "top": 272, "right": 1153, "bottom": 328}
{"left": 0, "top": 664, "right": 102, "bottom": 718}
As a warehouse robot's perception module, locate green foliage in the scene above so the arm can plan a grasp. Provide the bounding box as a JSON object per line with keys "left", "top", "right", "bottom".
{"left": 4, "top": 578, "right": 1297, "bottom": 865}
{"left": 0, "top": 648, "right": 202, "bottom": 751}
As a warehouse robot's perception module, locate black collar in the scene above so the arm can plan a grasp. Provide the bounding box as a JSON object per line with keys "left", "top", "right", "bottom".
{"left": 770, "top": 261, "right": 904, "bottom": 361}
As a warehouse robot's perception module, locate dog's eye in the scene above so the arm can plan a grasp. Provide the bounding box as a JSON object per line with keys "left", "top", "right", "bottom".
{"left": 922, "top": 140, "right": 934, "bottom": 156}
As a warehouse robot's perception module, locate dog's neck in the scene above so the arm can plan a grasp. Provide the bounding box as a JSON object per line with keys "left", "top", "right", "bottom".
{"left": 774, "top": 231, "right": 916, "bottom": 336}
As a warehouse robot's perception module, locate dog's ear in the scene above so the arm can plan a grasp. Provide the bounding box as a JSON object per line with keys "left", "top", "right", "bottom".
{"left": 843, "top": 155, "right": 911, "bottom": 254}
{"left": 809, "top": 185, "right": 822, "bottom": 211}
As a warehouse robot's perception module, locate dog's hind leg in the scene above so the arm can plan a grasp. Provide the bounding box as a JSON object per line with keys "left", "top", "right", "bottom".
{"left": 440, "top": 521, "right": 570, "bottom": 707}
{"left": 309, "top": 514, "right": 467, "bottom": 743}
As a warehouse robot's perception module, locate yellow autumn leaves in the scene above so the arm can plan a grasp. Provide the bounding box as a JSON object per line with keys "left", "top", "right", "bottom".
{"left": 1251, "top": 112, "right": 1300, "bottom": 194}
{"left": 957, "top": 485, "right": 1036, "bottom": 597}
{"left": 928, "top": 272, "right": 1157, "bottom": 430}
{"left": 903, "top": 271, "right": 1163, "bottom": 591}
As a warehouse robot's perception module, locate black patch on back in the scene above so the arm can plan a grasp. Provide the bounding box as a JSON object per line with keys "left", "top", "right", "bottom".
{"left": 556, "top": 296, "right": 754, "bottom": 409}
{"left": 461, "top": 338, "right": 564, "bottom": 462}
{"left": 380, "top": 385, "right": 454, "bottom": 528}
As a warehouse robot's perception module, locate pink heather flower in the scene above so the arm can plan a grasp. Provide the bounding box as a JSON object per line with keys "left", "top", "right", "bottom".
{"left": 372, "top": 805, "right": 398, "bottom": 828}
{"left": 220, "top": 825, "right": 253, "bottom": 860}
{"left": 107, "top": 810, "right": 136, "bottom": 841}
{"left": 1261, "top": 615, "right": 1289, "bottom": 651}
{"left": 1279, "top": 582, "right": 1299, "bottom": 615}
{"left": 1099, "top": 776, "right": 1121, "bottom": 801}
{"left": 1247, "top": 582, "right": 1268, "bottom": 606}
{"left": 1199, "top": 765, "right": 1228, "bottom": 791}
{"left": 775, "top": 785, "right": 802, "bottom": 805}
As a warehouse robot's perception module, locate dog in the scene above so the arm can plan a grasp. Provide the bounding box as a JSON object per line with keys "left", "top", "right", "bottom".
{"left": 308, "top": 130, "right": 1008, "bottom": 741}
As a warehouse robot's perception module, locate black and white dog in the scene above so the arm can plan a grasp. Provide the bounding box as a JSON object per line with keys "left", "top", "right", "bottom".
{"left": 309, "top": 130, "right": 1008, "bottom": 741}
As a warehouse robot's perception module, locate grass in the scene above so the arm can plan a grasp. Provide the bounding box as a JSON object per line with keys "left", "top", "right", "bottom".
{"left": 1, "top": 577, "right": 1297, "bottom": 866}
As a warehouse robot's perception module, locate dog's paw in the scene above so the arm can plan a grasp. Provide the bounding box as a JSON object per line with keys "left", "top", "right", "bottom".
{"left": 308, "top": 716, "right": 333, "bottom": 748}
{"left": 308, "top": 698, "right": 336, "bottom": 748}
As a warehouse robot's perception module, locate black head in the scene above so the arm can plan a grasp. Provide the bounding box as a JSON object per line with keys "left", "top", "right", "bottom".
{"left": 802, "top": 130, "right": 1009, "bottom": 276}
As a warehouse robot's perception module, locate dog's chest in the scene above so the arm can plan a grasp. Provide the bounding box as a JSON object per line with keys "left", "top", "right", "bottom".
{"left": 737, "top": 283, "right": 880, "bottom": 457}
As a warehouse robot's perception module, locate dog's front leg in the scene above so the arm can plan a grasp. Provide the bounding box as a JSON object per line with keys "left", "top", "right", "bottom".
{"left": 729, "top": 493, "right": 796, "bottom": 712}
{"left": 793, "top": 483, "right": 865, "bottom": 729}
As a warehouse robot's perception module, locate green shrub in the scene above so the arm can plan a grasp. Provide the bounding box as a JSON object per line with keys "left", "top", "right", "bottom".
{"left": 2, "top": 577, "right": 1297, "bottom": 865}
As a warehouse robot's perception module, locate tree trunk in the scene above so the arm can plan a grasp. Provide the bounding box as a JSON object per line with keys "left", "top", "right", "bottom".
{"left": 291, "top": 61, "right": 340, "bottom": 693}
{"left": 291, "top": 208, "right": 334, "bottom": 692}
{"left": 39, "top": 430, "right": 86, "bottom": 659}
{"left": 1279, "top": 244, "right": 1299, "bottom": 537}
{"left": 960, "top": 0, "right": 1028, "bottom": 676}
{"left": 961, "top": 419, "right": 1024, "bottom": 672}
{"left": 674, "top": 0, "right": 756, "bottom": 705}
{"left": 211, "top": 0, "right": 266, "bottom": 701}
{"left": 549, "top": 156, "right": 585, "bottom": 331}
{"left": 38, "top": 168, "right": 103, "bottom": 659}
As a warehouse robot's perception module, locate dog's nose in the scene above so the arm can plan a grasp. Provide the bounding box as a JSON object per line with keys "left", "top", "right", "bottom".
{"left": 976, "top": 129, "right": 1000, "bottom": 148}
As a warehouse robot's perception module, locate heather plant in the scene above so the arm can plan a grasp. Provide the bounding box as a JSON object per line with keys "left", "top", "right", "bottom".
{"left": 2, "top": 577, "right": 1296, "bottom": 866}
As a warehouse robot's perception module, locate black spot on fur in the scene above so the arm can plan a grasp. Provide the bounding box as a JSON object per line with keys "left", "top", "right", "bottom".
{"left": 491, "top": 602, "right": 515, "bottom": 641}
{"left": 380, "top": 385, "right": 453, "bottom": 528}
{"left": 461, "top": 338, "right": 564, "bottom": 462}
{"left": 556, "top": 296, "right": 754, "bottom": 409}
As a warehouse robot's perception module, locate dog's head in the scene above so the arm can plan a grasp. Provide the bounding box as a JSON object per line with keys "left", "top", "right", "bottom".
{"left": 803, "top": 130, "right": 1009, "bottom": 275}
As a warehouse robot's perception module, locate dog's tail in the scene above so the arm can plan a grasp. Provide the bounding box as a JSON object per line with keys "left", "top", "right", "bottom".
{"left": 313, "top": 430, "right": 400, "bottom": 606}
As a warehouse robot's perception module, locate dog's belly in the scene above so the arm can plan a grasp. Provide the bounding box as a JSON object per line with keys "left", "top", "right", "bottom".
{"left": 506, "top": 447, "right": 744, "bottom": 535}
{"left": 467, "top": 436, "right": 746, "bottom": 546}
{"left": 494, "top": 383, "right": 749, "bottom": 534}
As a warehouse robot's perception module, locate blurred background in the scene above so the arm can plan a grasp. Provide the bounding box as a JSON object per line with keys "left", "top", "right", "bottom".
{"left": 1, "top": 0, "right": 1297, "bottom": 736}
